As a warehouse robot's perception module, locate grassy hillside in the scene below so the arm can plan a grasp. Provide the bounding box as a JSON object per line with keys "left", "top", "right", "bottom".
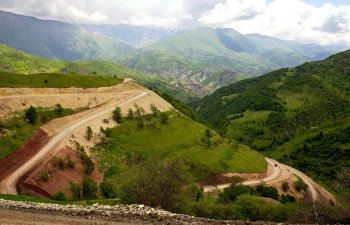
{"left": 194, "top": 50, "right": 350, "bottom": 190}
{"left": 0, "top": 107, "right": 78, "bottom": 159}
{"left": 0, "top": 44, "right": 193, "bottom": 102}
{"left": 95, "top": 111, "right": 266, "bottom": 183}
{"left": 0, "top": 72, "right": 123, "bottom": 88}
{"left": 0, "top": 10, "right": 133, "bottom": 60}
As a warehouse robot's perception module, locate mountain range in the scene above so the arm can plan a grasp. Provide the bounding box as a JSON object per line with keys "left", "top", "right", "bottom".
{"left": 0, "top": 10, "right": 348, "bottom": 98}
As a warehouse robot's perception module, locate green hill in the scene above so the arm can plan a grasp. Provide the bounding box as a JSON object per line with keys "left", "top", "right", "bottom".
{"left": 116, "top": 27, "right": 310, "bottom": 96}
{"left": 0, "top": 44, "right": 193, "bottom": 102}
{"left": 0, "top": 10, "right": 134, "bottom": 60}
{"left": 193, "top": 50, "right": 350, "bottom": 189}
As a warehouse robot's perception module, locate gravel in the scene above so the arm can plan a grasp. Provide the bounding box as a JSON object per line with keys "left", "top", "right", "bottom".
{"left": 0, "top": 199, "right": 275, "bottom": 225}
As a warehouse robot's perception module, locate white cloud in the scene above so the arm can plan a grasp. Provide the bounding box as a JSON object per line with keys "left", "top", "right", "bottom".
{"left": 0, "top": 0, "right": 349, "bottom": 45}
{"left": 198, "top": 0, "right": 350, "bottom": 45}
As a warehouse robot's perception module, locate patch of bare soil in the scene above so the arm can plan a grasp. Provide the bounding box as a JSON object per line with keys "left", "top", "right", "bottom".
{"left": 0, "top": 129, "right": 50, "bottom": 181}
{"left": 20, "top": 147, "right": 103, "bottom": 198}
{"left": 197, "top": 170, "right": 269, "bottom": 186}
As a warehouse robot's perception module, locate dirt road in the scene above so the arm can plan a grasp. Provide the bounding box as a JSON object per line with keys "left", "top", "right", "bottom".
{"left": 202, "top": 158, "right": 336, "bottom": 204}
{"left": 0, "top": 91, "right": 148, "bottom": 194}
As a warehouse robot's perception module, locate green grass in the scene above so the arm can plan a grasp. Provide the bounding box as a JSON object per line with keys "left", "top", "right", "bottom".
{"left": 0, "top": 107, "right": 78, "bottom": 159}
{"left": 94, "top": 111, "right": 267, "bottom": 182}
{"left": 0, "top": 194, "right": 121, "bottom": 206}
{"left": 0, "top": 72, "right": 123, "bottom": 88}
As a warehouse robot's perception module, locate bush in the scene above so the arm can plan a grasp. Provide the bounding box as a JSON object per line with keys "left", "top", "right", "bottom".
{"left": 159, "top": 112, "right": 169, "bottom": 124}
{"left": 219, "top": 181, "right": 254, "bottom": 203}
{"left": 113, "top": 106, "right": 122, "bottom": 123}
{"left": 53, "top": 157, "right": 66, "bottom": 170}
{"left": 294, "top": 178, "right": 308, "bottom": 192}
{"left": 69, "top": 181, "right": 81, "bottom": 200}
{"left": 282, "top": 182, "right": 290, "bottom": 192}
{"left": 127, "top": 108, "right": 134, "bottom": 119}
{"left": 150, "top": 104, "right": 160, "bottom": 117}
{"left": 55, "top": 103, "right": 63, "bottom": 115}
{"left": 256, "top": 185, "right": 279, "bottom": 201}
{"left": 280, "top": 194, "right": 296, "bottom": 204}
{"left": 25, "top": 106, "right": 37, "bottom": 124}
{"left": 81, "top": 153, "right": 95, "bottom": 174}
{"left": 100, "top": 181, "right": 117, "bottom": 199}
{"left": 53, "top": 191, "right": 67, "bottom": 201}
{"left": 121, "top": 158, "right": 187, "bottom": 210}
{"left": 41, "top": 171, "right": 50, "bottom": 182}
{"left": 83, "top": 176, "right": 98, "bottom": 200}
{"left": 86, "top": 126, "right": 93, "bottom": 141}
{"left": 66, "top": 156, "right": 75, "bottom": 169}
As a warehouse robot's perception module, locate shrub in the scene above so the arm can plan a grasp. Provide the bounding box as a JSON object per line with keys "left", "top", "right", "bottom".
{"left": 53, "top": 157, "right": 66, "bottom": 170}
{"left": 294, "top": 178, "right": 308, "bottom": 192}
{"left": 66, "top": 156, "right": 75, "bottom": 169}
{"left": 121, "top": 158, "right": 187, "bottom": 210}
{"left": 113, "top": 106, "right": 122, "bottom": 123}
{"left": 150, "top": 104, "right": 160, "bottom": 117}
{"left": 69, "top": 181, "right": 81, "bottom": 200}
{"left": 159, "top": 112, "right": 169, "bottom": 124}
{"left": 81, "top": 153, "right": 95, "bottom": 174}
{"left": 86, "top": 126, "right": 93, "bottom": 141}
{"left": 256, "top": 185, "right": 279, "bottom": 200}
{"left": 280, "top": 194, "right": 296, "bottom": 204}
{"left": 127, "top": 108, "right": 134, "bottom": 119}
{"left": 41, "top": 171, "right": 50, "bottom": 182}
{"left": 282, "top": 181, "right": 290, "bottom": 192}
{"left": 83, "top": 176, "right": 98, "bottom": 200}
{"left": 55, "top": 103, "right": 63, "bottom": 115}
{"left": 219, "top": 181, "right": 254, "bottom": 203}
{"left": 100, "top": 181, "right": 117, "bottom": 199}
{"left": 134, "top": 104, "right": 145, "bottom": 118}
{"left": 53, "top": 191, "right": 67, "bottom": 201}
{"left": 25, "top": 106, "right": 37, "bottom": 124}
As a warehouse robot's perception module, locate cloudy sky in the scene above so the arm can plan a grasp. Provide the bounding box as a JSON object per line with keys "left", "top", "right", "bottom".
{"left": 0, "top": 0, "right": 349, "bottom": 45}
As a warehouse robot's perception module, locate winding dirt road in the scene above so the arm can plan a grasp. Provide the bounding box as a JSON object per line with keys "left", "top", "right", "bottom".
{"left": 203, "top": 158, "right": 336, "bottom": 204}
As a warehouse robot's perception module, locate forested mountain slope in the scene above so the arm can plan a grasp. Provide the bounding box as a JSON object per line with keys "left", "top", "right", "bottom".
{"left": 194, "top": 50, "right": 350, "bottom": 188}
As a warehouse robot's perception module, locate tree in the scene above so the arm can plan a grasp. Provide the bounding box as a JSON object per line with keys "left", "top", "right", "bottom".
{"left": 25, "top": 106, "right": 37, "bottom": 124}
{"left": 81, "top": 153, "right": 95, "bottom": 174}
{"left": 219, "top": 178, "right": 253, "bottom": 203}
{"left": 255, "top": 185, "right": 279, "bottom": 200}
{"left": 55, "top": 103, "right": 63, "bottom": 115}
{"left": 121, "top": 159, "right": 187, "bottom": 209}
{"left": 101, "top": 181, "right": 117, "bottom": 199}
{"left": 150, "top": 104, "right": 160, "bottom": 117}
{"left": 127, "top": 108, "right": 134, "bottom": 119}
{"left": 41, "top": 171, "right": 50, "bottom": 182}
{"left": 294, "top": 178, "right": 308, "bottom": 192}
{"left": 53, "top": 191, "right": 67, "bottom": 201}
{"left": 83, "top": 176, "right": 98, "bottom": 200}
{"left": 113, "top": 106, "right": 122, "bottom": 123}
{"left": 70, "top": 181, "right": 82, "bottom": 200}
{"left": 282, "top": 181, "right": 290, "bottom": 192}
{"left": 134, "top": 104, "right": 145, "bottom": 118}
{"left": 86, "top": 126, "right": 93, "bottom": 141}
{"left": 159, "top": 112, "right": 169, "bottom": 124}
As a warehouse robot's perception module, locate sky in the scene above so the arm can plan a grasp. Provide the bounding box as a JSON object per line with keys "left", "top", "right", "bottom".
{"left": 0, "top": 0, "right": 349, "bottom": 45}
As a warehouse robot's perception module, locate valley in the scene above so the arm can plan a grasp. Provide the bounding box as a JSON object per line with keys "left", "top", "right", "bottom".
{"left": 0, "top": 5, "right": 349, "bottom": 224}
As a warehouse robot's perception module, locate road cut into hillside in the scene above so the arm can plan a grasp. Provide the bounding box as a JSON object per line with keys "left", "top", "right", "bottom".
{"left": 0, "top": 79, "right": 172, "bottom": 196}
{"left": 201, "top": 158, "right": 337, "bottom": 205}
